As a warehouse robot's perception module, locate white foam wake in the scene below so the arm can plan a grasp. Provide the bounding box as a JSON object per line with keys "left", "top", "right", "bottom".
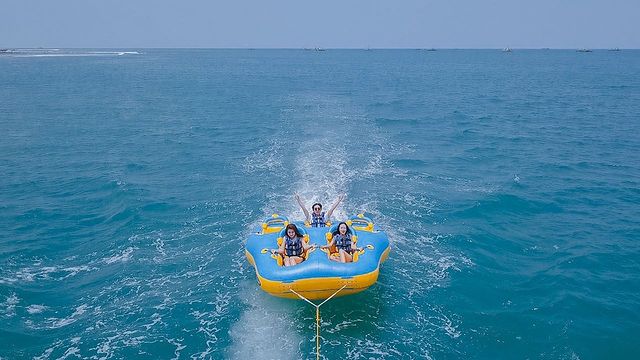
{"left": 227, "top": 281, "right": 303, "bottom": 359}
{"left": 230, "top": 94, "right": 374, "bottom": 358}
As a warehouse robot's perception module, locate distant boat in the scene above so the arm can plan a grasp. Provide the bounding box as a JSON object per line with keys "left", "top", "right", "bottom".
{"left": 314, "top": 48, "right": 326, "bottom": 52}
{"left": 608, "top": 48, "right": 621, "bottom": 52}
{"left": 577, "top": 48, "right": 593, "bottom": 52}
{"left": 502, "top": 47, "right": 512, "bottom": 52}
{"left": 425, "top": 48, "right": 437, "bottom": 51}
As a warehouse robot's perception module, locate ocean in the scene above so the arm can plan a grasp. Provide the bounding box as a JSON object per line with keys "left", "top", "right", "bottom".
{"left": 1, "top": 49, "right": 639, "bottom": 359}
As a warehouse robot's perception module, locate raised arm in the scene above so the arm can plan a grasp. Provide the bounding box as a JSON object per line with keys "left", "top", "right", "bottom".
{"left": 294, "top": 193, "right": 311, "bottom": 222}
{"left": 325, "top": 193, "right": 345, "bottom": 220}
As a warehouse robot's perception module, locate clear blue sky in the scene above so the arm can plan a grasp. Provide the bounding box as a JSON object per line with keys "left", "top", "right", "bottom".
{"left": 2, "top": 0, "right": 639, "bottom": 48}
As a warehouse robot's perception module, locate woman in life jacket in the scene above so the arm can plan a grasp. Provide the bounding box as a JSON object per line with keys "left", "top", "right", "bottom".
{"left": 322, "top": 222, "right": 362, "bottom": 263}
{"left": 271, "top": 224, "right": 316, "bottom": 267}
{"left": 295, "top": 193, "right": 345, "bottom": 227}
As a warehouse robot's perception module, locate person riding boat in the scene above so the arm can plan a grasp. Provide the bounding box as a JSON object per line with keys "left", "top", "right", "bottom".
{"left": 271, "top": 224, "right": 316, "bottom": 266}
{"left": 295, "top": 193, "right": 345, "bottom": 227}
{"left": 322, "top": 222, "right": 362, "bottom": 263}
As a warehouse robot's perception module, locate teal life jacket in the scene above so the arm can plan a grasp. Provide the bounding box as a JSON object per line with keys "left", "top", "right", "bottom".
{"left": 284, "top": 236, "right": 303, "bottom": 257}
{"left": 311, "top": 211, "right": 326, "bottom": 227}
{"left": 334, "top": 233, "right": 352, "bottom": 252}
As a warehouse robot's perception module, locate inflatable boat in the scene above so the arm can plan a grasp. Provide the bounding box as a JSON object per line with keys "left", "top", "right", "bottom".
{"left": 245, "top": 214, "right": 390, "bottom": 300}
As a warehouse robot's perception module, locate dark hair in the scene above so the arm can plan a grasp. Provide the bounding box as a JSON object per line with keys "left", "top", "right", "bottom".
{"left": 312, "top": 203, "right": 323, "bottom": 210}
{"left": 285, "top": 223, "right": 303, "bottom": 238}
{"left": 333, "top": 222, "right": 351, "bottom": 236}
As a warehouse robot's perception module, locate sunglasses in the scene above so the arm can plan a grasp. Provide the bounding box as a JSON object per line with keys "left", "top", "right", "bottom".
{"left": 313, "top": 207, "right": 321, "bottom": 211}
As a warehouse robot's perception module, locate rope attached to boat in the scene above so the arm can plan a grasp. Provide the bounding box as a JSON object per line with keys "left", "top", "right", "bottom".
{"left": 290, "top": 285, "right": 347, "bottom": 360}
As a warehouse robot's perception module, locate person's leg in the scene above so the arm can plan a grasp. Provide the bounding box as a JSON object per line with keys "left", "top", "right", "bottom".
{"left": 344, "top": 252, "right": 353, "bottom": 263}
{"left": 339, "top": 249, "right": 347, "bottom": 263}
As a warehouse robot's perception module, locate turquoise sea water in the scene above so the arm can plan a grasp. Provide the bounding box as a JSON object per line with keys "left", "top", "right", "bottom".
{"left": 1, "top": 49, "right": 639, "bottom": 359}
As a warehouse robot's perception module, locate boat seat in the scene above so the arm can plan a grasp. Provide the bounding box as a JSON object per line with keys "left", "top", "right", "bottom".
{"left": 324, "top": 224, "right": 360, "bottom": 262}
{"left": 272, "top": 225, "right": 310, "bottom": 266}
{"left": 346, "top": 214, "right": 374, "bottom": 232}
{"left": 261, "top": 214, "right": 289, "bottom": 234}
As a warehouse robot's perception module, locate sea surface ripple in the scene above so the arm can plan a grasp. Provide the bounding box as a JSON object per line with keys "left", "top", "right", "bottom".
{"left": 1, "top": 49, "right": 639, "bottom": 359}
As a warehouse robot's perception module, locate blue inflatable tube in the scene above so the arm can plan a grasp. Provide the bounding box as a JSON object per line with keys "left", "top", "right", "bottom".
{"left": 245, "top": 214, "right": 391, "bottom": 300}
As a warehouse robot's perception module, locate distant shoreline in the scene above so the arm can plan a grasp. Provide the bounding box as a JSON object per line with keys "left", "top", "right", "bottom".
{"left": 1, "top": 47, "right": 638, "bottom": 51}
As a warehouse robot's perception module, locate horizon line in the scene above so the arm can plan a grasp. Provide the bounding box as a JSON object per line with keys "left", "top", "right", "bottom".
{"left": 2, "top": 47, "right": 637, "bottom": 50}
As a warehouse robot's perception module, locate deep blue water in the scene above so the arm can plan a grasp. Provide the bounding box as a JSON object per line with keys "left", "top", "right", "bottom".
{"left": 1, "top": 49, "right": 639, "bottom": 359}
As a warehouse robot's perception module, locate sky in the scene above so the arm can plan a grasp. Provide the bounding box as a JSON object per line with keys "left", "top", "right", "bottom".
{"left": 2, "top": 0, "right": 639, "bottom": 48}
